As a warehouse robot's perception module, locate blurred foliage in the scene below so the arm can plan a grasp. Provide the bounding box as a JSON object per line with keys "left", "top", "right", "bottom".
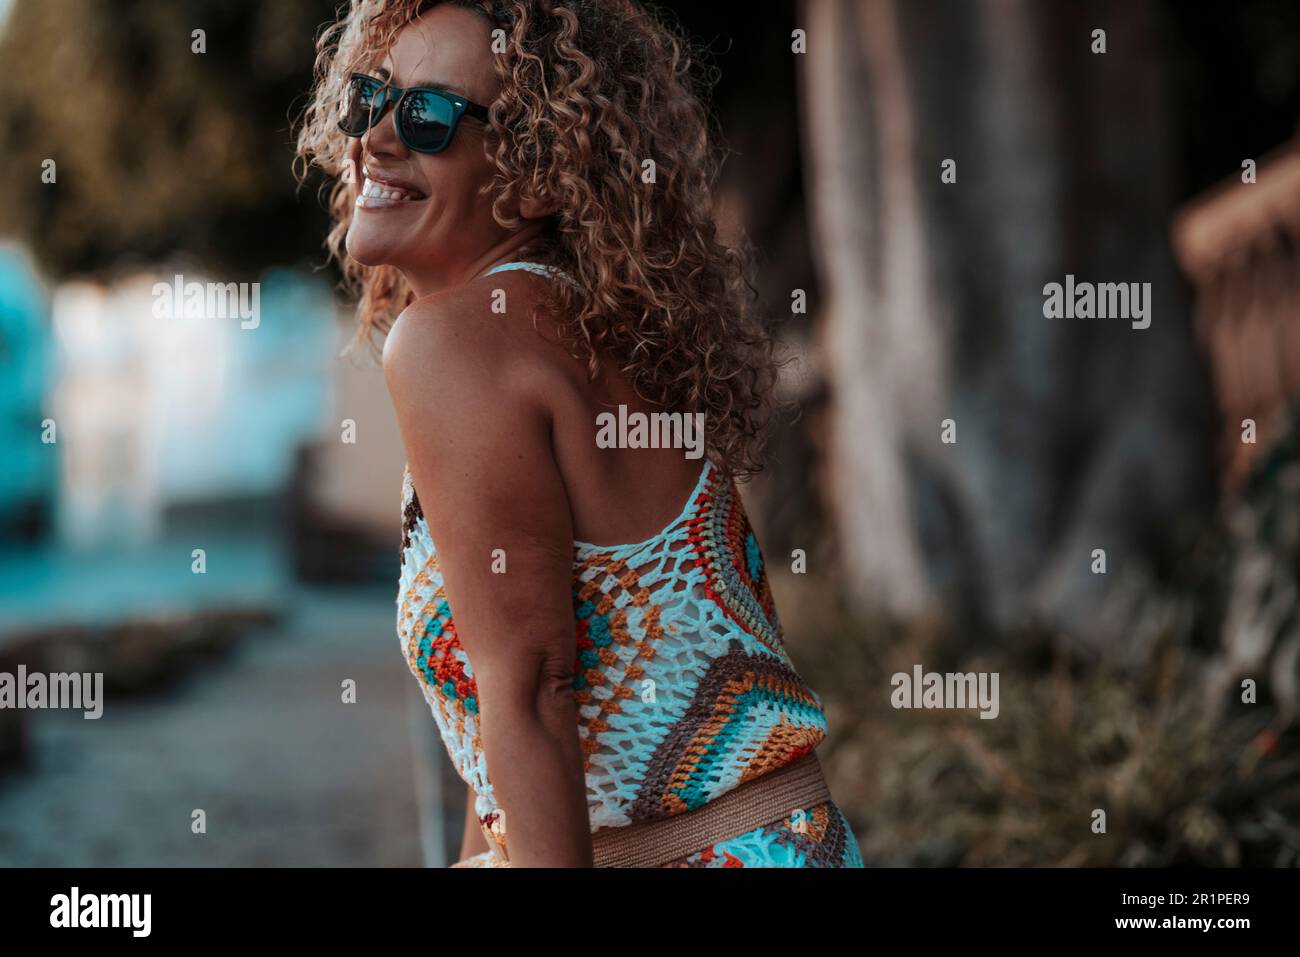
{"left": 1, "top": 0, "right": 1292, "bottom": 282}
{"left": 783, "top": 415, "right": 1300, "bottom": 866}
{"left": 785, "top": 580, "right": 1300, "bottom": 867}
{"left": 0, "top": 0, "right": 338, "bottom": 279}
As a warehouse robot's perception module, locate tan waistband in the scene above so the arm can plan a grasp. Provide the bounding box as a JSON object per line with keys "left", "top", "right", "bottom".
{"left": 590, "top": 752, "right": 832, "bottom": 868}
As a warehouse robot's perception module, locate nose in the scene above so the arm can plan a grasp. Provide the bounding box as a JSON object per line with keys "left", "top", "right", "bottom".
{"left": 360, "top": 98, "right": 407, "bottom": 161}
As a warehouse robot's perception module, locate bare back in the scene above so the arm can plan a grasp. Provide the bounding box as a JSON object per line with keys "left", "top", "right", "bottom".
{"left": 466, "top": 265, "right": 706, "bottom": 549}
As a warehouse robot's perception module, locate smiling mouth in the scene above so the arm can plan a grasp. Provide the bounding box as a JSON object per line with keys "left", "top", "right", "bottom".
{"left": 356, "top": 175, "right": 427, "bottom": 209}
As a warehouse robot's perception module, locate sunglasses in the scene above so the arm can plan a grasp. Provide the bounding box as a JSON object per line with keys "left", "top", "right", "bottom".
{"left": 338, "top": 72, "right": 490, "bottom": 154}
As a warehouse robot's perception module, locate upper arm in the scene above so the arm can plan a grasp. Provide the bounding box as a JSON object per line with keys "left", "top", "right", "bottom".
{"left": 384, "top": 295, "right": 578, "bottom": 711}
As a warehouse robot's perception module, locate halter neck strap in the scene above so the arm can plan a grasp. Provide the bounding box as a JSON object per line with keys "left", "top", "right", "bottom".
{"left": 481, "top": 260, "right": 577, "bottom": 287}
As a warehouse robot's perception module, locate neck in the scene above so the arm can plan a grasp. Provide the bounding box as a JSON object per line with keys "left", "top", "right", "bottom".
{"left": 404, "top": 225, "right": 550, "bottom": 299}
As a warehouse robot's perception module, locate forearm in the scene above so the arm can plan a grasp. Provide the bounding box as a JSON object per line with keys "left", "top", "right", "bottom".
{"left": 480, "top": 696, "right": 593, "bottom": 867}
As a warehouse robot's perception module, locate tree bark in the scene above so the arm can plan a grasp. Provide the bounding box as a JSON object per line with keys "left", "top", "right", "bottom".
{"left": 801, "top": 0, "right": 1215, "bottom": 651}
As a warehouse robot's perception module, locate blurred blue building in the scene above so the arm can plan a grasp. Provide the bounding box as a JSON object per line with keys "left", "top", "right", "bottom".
{"left": 0, "top": 245, "right": 53, "bottom": 543}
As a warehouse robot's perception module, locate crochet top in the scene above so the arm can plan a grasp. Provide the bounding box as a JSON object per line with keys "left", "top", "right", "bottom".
{"left": 394, "top": 264, "right": 828, "bottom": 865}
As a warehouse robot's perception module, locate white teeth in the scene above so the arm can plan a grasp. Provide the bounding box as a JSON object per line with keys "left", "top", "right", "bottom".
{"left": 361, "top": 178, "right": 410, "bottom": 204}
{"left": 356, "top": 176, "right": 420, "bottom": 208}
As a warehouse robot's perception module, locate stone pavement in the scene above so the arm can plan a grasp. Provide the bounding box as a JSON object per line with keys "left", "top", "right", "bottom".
{"left": 0, "top": 584, "right": 457, "bottom": 867}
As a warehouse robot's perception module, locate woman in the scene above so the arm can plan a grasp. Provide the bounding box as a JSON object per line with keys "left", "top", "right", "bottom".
{"left": 297, "top": 0, "right": 863, "bottom": 868}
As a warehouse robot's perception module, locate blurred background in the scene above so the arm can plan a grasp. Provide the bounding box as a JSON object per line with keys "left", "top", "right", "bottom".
{"left": 1, "top": 0, "right": 1298, "bottom": 867}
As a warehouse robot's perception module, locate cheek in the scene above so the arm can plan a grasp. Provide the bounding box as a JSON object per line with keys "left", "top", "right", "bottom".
{"left": 418, "top": 153, "right": 470, "bottom": 197}
{"left": 414, "top": 165, "right": 490, "bottom": 230}
{"left": 422, "top": 142, "right": 495, "bottom": 203}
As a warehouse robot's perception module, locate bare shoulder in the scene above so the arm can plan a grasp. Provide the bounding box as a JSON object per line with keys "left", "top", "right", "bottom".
{"left": 382, "top": 272, "right": 574, "bottom": 420}
{"left": 381, "top": 273, "right": 579, "bottom": 549}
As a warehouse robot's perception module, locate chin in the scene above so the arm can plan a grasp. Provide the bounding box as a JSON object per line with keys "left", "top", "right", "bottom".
{"left": 344, "top": 226, "right": 395, "bottom": 268}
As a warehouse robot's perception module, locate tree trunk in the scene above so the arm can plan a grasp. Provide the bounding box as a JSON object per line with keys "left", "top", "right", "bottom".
{"left": 801, "top": 0, "right": 1215, "bottom": 652}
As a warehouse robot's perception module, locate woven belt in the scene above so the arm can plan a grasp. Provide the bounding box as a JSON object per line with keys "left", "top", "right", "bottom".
{"left": 590, "top": 752, "right": 832, "bottom": 868}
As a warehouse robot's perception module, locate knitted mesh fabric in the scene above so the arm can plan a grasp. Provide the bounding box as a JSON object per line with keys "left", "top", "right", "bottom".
{"left": 396, "top": 458, "right": 840, "bottom": 864}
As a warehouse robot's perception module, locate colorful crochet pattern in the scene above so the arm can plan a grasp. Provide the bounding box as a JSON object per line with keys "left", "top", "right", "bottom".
{"left": 396, "top": 458, "right": 863, "bottom": 868}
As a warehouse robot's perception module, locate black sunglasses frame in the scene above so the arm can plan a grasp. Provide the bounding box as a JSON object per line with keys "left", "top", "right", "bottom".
{"left": 338, "top": 72, "right": 490, "bottom": 154}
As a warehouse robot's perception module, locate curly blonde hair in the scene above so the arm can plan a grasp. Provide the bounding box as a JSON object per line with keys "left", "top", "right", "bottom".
{"left": 295, "top": 0, "right": 775, "bottom": 476}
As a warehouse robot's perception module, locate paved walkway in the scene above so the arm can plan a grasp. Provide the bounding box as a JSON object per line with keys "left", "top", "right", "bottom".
{"left": 0, "top": 584, "right": 456, "bottom": 867}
